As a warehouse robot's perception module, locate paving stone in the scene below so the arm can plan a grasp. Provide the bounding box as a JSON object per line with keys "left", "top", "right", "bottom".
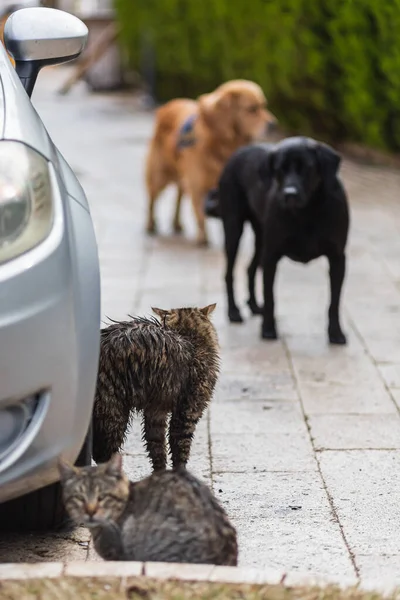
{"left": 211, "top": 430, "right": 315, "bottom": 473}
{"left": 211, "top": 310, "right": 262, "bottom": 345}
{"left": 210, "top": 400, "right": 307, "bottom": 437}
{"left": 299, "top": 381, "right": 396, "bottom": 415}
{"left": 349, "top": 311, "right": 400, "bottom": 341}
{"left": 358, "top": 337, "right": 400, "bottom": 364}
{"left": 136, "top": 290, "right": 205, "bottom": 314}
{"left": 215, "top": 374, "right": 298, "bottom": 403}
{"left": 309, "top": 414, "right": 400, "bottom": 450}
{"left": 319, "top": 450, "right": 400, "bottom": 555}
{"left": 289, "top": 350, "right": 383, "bottom": 387}
{"left": 286, "top": 331, "right": 366, "bottom": 358}
{"left": 377, "top": 363, "right": 400, "bottom": 389}
{"left": 214, "top": 470, "right": 322, "bottom": 520}
{"left": 213, "top": 472, "right": 355, "bottom": 577}
{"left": 388, "top": 389, "right": 400, "bottom": 412}
{"left": 0, "top": 531, "right": 90, "bottom": 564}
{"left": 274, "top": 316, "right": 331, "bottom": 339}
{"left": 356, "top": 555, "right": 400, "bottom": 591}
{"left": 222, "top": 344, "right": 292, "bottom": 377}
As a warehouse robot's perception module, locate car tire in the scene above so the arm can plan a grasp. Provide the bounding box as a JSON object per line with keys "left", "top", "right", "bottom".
{"left": 0, "top": 423, "right": 92, "bottom": 532}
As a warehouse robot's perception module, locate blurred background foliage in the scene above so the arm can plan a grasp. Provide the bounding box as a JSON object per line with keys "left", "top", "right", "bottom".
{"left": 114, "top": 0, "right": 400, "bottom": 152}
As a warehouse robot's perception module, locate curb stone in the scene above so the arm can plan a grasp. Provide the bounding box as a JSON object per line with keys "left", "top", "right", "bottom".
{"left": 0, "top": 563, "right": 64, "bottom": 579}
{"left": 0, "top": 561, "right": 362, "bottom": 589}
{"left": 2, "top": 561, "right": 399, "bottom": 594}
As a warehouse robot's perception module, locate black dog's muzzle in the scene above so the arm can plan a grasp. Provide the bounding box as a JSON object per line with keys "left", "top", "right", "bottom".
{"left": 282, "top": 186, "right": 305, "bottom": 210}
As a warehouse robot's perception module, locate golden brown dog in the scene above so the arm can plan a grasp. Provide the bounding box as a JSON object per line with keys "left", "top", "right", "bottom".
{"left": 145, "top": 79, "right": 277, "bottom": 245}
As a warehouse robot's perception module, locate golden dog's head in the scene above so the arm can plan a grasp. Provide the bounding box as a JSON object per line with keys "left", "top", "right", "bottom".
{"left": 198, "top": 80, "right": 276, "bottom": 142}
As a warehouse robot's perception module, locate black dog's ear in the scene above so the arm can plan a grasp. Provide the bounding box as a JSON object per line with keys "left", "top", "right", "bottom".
{"left": 315, "top": 142, "right": 341, "bottom": 185}
{"left": 258, "top": 150, "right": 275, "bottom": 183}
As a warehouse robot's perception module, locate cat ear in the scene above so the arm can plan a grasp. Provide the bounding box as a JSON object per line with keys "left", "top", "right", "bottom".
{"left": 152, "top": 307, "right": 169, "bottom": 319}
{"left": 105, "top": 453, "right": 123, "bottom": 477}
{"left": 58, "top": 458, "right": 78, "bottom": 482}
{"left": 200, "top": 303, "right": 217, "bottom": 316}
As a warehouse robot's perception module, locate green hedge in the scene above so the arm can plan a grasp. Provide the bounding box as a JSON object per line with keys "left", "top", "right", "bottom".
{"left": 114, "top": 0, "right": 400, "bottom": 151}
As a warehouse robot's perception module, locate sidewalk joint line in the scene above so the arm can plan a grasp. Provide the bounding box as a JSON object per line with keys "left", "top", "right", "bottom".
{"left": 207, "top": 408, "right": 215, "bottom": 492}
{"left": 282, "top": 336, "right": 360, "bottom": 580}
{"left": 344, "top": 307, "right": 400, "bottom": 419}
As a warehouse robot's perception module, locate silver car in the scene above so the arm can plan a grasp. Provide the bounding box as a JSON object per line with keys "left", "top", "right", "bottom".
{"left": 0, "top": 6, "right": 100, "bottom": 529}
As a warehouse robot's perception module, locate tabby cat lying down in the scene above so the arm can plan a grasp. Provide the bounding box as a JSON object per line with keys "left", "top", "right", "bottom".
{"left": 59, "top": 454, "right": 238, "bottom": 566}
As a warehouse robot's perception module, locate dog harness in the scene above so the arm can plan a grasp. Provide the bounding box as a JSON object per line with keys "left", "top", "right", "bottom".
{"left": 176, "top": 114, "right": 197, "bottom": 149}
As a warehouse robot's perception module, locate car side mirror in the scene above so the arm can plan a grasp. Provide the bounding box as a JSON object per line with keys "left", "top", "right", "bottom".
{"left": 4, "top": 7, "right": 88, "bottom": 98}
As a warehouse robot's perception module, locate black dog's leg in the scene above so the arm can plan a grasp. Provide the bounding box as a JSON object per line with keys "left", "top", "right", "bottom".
{"left": 224, "top": 217, "right": 244, "bottom": 323}
{"left": 262, "top": 255, "right": 278, "bottom": 340}
{"left": 247, "top": 218, "right": 263, "bottom": 315}
{"left": 328, "top": 253, "right": 347, "bottom": 345}
{"left": 204, "top": 189, "right": 221, "bottom": 219}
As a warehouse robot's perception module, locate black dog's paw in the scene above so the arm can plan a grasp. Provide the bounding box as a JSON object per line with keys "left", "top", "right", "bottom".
{"left": 261, "top": 322, "right": 278, "bottom": 340}
{"left": 328, "top": 328, "right": 347, "bottom": 345}
{"left": 247, "top": 299, "right": 263, "bottom": 315}
{"left": 229, "top": 308, "right": 244, "bottom": 323}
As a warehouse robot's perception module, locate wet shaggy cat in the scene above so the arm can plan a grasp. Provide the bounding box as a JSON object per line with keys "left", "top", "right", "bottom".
{"left": 59, "top": 453, "right": 238, "bottom": 565}
{"left": 92, "top": 305, "right": 220, "bottom": 471}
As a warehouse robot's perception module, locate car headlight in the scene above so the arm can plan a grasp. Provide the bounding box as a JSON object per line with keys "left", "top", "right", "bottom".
{"left": 0, "top": 141, "right": 53, "bottom": 265}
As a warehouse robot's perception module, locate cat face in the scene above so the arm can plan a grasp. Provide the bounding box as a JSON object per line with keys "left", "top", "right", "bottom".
{"left": 152, "top": 304, "right": 217, "bottom": 330}
{"left": 58, "top": 454, "right": 129, "bottom": 528}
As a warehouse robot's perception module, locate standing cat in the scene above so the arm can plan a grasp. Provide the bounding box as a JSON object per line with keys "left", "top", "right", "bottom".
{"left": 59, "top": 454, "right": 238, "bottom": 566}
{"left": 93, "top": 305, "right": 219, "bottom": 471}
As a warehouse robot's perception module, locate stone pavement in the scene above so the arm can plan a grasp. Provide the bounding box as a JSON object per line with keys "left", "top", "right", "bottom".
{"left": 2, "top": 66, "right": 400, "bottom": 588}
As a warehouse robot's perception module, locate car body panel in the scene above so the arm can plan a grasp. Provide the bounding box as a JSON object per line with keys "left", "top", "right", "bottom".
{"left": 0, "top": 44, "right": 53, "bottom": 156}
{"left": 57, "top": 148, "right": 91, "bottom": 212}
{"left": 0, "top": 37, "right": 100, "bottom": 502}
{"left": 0, "top": 44, "right": 91, "bottom": 213}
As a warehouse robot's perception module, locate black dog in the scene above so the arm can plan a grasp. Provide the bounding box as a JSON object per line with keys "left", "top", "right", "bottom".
{"left": 210, "top": 136, "right": 350, "bottom": 344}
